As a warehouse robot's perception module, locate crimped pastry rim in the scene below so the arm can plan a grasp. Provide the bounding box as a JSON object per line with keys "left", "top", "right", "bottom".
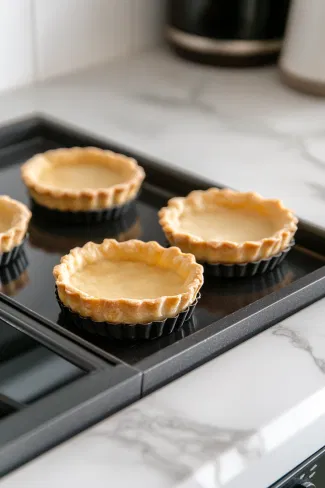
{"left": 53, "top": 239, "right": 204, "bottom": 324}
{"left": 159, "top": 188, "right": 298, "bottom": 264}
{"left": 21, "top": 147, "right": 145, "bottom": 211}
{"left": 0, "top": 196, "right": 31, "bottom": 253}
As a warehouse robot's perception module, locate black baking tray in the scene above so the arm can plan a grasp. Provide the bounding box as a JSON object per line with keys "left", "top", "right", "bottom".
{"left": 1, "top": 116, "right": 325, "bottom": 395}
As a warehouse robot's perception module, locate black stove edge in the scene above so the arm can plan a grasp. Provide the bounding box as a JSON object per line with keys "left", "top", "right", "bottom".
{"left": 0, "top": 293, "right": 138, "bottom": 371}
{"left": 0, "top": 365, "right": 142, "bottom": 477}
{"left": 0, "top": 296, "right": 108, "bottom": 371}
{"left": 0, "top": 293, "right": 142, "bottom": 477}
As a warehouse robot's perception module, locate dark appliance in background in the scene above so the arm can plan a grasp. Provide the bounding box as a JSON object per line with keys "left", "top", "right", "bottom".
{"left": 166, "top": 0, "right": 291, "bottom": 67}
{"left": 270, "top": 445, "right": 325, "bottom": 487}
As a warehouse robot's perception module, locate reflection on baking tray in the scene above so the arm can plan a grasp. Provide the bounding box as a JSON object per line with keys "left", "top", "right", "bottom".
{"left": 58, "top": 312, "right": 197, "bottom": 364}
{"left": 200, "top": 263, "right": 295, "bottom": 315}
{"left": 0, "top": 318, "right": 85, "bottom": 408}
{"left": 29, "top": 205, "right": 141, "bottom": 254}
{"left": 0, "top": 250, "right": 29, "bottom": 297}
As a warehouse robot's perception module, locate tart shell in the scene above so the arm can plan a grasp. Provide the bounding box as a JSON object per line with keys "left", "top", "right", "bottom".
{"left": 159, "top": 188, "right": 298, "bottom": 265}
{"left": 53, "top": 239, "right": 203, "bottom": 325}
{"left": 0, "top": 196, "right": 31, "bottom": 256}
{"left": 21, "top": 147, "right": 145, "bottom": 213}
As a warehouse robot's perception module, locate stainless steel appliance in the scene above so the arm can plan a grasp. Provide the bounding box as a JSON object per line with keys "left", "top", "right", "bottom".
{"left": 166, "top": 0, "right": 291, "bottom": 66}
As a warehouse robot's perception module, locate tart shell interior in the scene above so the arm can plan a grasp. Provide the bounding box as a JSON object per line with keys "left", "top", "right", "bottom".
{"left": 37, "top": 150, "right": 135, "bottom": 190}
{"left": 70, "top": 259, "right": 187, "bottom": 300}
{"left": 0, "top": 199, "right": 22, "bottom": 233}
{"left": 0, "top": 196, "right": 31, "bottom": 254}
{"left": 179, "top": 207, "right": 279, "bottom": 243}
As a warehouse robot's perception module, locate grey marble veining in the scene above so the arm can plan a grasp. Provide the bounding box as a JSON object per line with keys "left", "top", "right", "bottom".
{"left": 273, "top": 325, "right": 325, "bottom": 374}
{"left": 90, "top": 406, "right": 258, "bottom": 482}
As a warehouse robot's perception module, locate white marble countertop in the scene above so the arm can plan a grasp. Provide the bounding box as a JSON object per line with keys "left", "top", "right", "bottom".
{"left": 1, "top": 48, "right": 325, "bottom": 487}
{"left": 3, "top": 299, "right": 325, "bottom": 488}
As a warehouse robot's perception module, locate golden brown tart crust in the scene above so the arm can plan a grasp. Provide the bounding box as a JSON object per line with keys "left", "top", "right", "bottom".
{"left": 159, "top": 188, "right": 298, "bottom": 264}
{"left": 0, "top": 196, "right": 31, "bottom": 253}
{"left": 21, "top": 147, "right": 145, "bottom": 211}
{"left": 53, "top": 239, "right": 203, "bottom": 324}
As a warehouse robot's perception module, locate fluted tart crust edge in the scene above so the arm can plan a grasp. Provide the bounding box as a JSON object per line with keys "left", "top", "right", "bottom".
{"left": 159, "top": 188, "right": 298, "bottom": 264}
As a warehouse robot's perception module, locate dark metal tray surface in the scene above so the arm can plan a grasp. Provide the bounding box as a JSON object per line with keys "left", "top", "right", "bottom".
{"left": 1, "top": 116, "right": 325, "bottom": 395}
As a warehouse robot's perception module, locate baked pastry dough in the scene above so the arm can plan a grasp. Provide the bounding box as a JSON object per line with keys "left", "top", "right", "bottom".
{"left": 21, "top": 147, "right": 145, "bottom": 212}
{"left": 54, "top": 239, "right": 203, "bottom": 324}
{"left": 0, "top": 196, "right": 31, "bottom": 253}
{"left": 159, "top": 188, "right": 298, "bottom": 264}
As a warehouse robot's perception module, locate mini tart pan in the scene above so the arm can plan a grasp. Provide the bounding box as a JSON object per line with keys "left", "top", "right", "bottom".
{"left": 0, "top": 235, "right": 28, "bottom": 268}
{"left": 202, "top": 241, "right": 295, "bottom": 278}
{"left": 56, "top": 289, "right": 200, "bottom": 341}
{"left": 30, "top": 196, "right": 137, "bottom": 225}
{"left": 58, "top": 309, "right": 197, "bottom": 345}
